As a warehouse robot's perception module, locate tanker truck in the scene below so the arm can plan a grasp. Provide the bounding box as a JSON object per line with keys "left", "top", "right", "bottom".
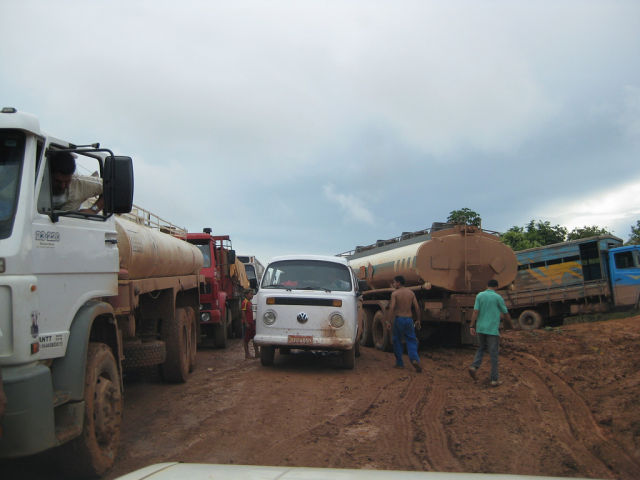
{"left": 344, "top": 223, "right": 518, "bottom": 348}
{"left": 0, "top": 108, "right": 202, "bottom": 477}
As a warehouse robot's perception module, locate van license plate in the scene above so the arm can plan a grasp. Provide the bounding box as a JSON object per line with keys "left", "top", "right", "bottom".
{"left": 288, "top": 335, "right": 313, "bottom": 345}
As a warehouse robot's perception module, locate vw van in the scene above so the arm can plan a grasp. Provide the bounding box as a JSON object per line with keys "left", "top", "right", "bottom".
{"left": 254, "top": 255, "right": 360, "bottom": 369}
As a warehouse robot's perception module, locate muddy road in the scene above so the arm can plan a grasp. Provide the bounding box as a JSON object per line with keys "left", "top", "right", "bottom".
{"left": 5, "top": 316, "right": 640, "bottom": 479}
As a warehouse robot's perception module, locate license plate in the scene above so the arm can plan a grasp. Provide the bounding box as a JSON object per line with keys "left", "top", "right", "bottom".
{"left": 288, "top": 335, "right": 313, "bottom": 345}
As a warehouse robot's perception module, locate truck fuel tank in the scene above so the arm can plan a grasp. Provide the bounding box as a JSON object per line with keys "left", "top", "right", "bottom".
{"left": 115, "top": 216, "right": 203, "bottom": 279}
{"left": 349, "top": 225, "right": 517, "bottom": 293}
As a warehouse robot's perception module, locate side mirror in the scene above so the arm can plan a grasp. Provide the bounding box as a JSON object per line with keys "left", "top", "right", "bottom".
{"left": 227, "top": 249, "right": 236, "bottom": 265}
{"left": 104, "top": 156, "right": 134, "bottom": 214}
{"left": 249, "top": 278, "right": 257, "bottom": 290}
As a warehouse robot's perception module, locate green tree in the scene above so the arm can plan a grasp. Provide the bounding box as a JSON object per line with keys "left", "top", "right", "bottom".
{"left": 628, "top": 220, "right": 640, "bottom": 245}
{"left": 524, "top": 220, "right": 567, "bottom": 246}
{"left": 567, "top": 225, "right": 611, "bottom": 240}
{"left": 500, "top": 226, "right": 540, "bottom": 251}
{"left": 500, "top": 220, "right": 567, "bottom": 251}
{"left": 446, "top": 208, "right": 482, "bottom": 227}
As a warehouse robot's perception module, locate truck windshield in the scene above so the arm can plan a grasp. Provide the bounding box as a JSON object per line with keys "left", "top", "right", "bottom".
{"left": 194, "top": 244, "right": 212, "bottom": 268}
{"left": 261, "top": 260, "right": 352, "bottom": 292}
{"left": 0, "top": 130, "right": 25, "bottom": 239}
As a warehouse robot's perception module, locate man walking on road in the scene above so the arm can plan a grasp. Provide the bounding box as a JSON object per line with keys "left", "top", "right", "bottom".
{"left": 386, "top": 275, "right": 422, "bottom": 372}
{"left": 468, "top": 279, "right": 512, "bottom": 387}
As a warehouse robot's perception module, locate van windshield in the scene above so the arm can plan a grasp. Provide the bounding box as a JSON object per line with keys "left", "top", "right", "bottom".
{"left": 0, "top": 130, "right": 25, "bottom": 239}
{"left": 261, "top": 260, "right": 352, "bottom": 292}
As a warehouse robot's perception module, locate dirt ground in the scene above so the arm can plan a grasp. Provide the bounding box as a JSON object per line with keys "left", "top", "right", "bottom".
{"left": 5, "top": 315, "right": 640, "bottom": 479}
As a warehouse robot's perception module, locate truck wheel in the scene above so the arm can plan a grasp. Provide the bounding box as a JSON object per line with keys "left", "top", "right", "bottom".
{"left": 518, "top": 310, "right": 543, "bottom": 330}
{"left": 161, "top": 308, "right": 190, "bottom": 382}
{"left": 359, "top": 309, "right": 374, "bottom": 347}
{"left": 373, "top": 310, "right": 392, "bottom": 352}
{"left": 214, "top": 309, "right": 229, "bottom": 348}
{"left": 186, "top": 307, "right": 198, "bottom": 372}
{"left": 342, "top": 347, "right": 355, "bottom": 369}
{"left": 231, "top": 300, "right": 243, "bottom": 338}
{"left": 122, "top": 340, "right": 166, "bottom": 369}
{"left": 59, "top": 342, "right": 122, "bottom": 477}
{"left": 260, "top": 345, "right": 275, "bottom": 366}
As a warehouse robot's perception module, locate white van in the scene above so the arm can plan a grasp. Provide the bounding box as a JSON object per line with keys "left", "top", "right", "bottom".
{"left": 254, "top": 255, "right": 360, "bottom": 369}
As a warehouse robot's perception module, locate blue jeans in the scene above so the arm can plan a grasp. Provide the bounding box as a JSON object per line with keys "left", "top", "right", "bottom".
{"left": 392, "top": 316, "right": 420, "bottom": 366}
{"left": 472, "top": 333, "right": 499, "bottom": 381}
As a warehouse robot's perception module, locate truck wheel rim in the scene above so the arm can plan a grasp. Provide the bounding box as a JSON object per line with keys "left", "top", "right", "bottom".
{"left": 94, "top": 376, "right": 121, "bottom": 446}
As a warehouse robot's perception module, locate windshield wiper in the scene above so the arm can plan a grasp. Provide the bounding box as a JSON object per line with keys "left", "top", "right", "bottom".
{"left": 300, "top": 286, "right": 332, "bottom": 292}
{"left": 264, "top": 284, "right": 292, "bottom": 291}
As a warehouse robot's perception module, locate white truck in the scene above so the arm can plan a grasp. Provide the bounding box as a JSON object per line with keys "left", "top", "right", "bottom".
{"left": 0, "top": 108, "right": 202, "bottom": 477}
{"left": 254, "top": 254, "right": 360, "bottom": 369}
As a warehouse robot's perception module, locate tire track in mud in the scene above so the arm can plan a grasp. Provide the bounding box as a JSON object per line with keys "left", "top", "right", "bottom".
{"left": 251, "top": 366, "right": 462, "bottom": 473}
{"left": 414, "top": 376, "right": 464, "bottom": 473}
{"left": 505, "top": 351, "right": 640, "bottom": 479}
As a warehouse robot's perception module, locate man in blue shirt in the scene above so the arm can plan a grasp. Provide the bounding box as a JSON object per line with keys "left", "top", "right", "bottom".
{"left": 468, "top": 279, "right": 512, "bottom": 387}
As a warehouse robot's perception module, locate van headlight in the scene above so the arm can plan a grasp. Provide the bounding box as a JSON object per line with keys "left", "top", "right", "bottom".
{"left": 329, "top": 312, "right": 344, "bottom": 328}
{"left": 263, "top": 310, "right": 277, "bottom": 325}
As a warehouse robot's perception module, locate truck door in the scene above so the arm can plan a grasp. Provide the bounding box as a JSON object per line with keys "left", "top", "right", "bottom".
{"left": 609, "top": 247, "right": 640, "bottom": 308}
{"left": 31, "top": 150, "right": 119, "bottom": 359}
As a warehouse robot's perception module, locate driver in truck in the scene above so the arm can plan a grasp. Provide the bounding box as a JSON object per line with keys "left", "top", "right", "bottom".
{"left": 49, "top": 150, "right": 104, "bottom": 213}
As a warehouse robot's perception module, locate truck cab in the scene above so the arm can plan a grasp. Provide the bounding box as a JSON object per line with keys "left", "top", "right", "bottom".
{"left": 0, "top": 108, "right": 133, "bottom": 473}
{"left": 187, "top": 229, "right": 241, "bottom": 347}
{"left": 608, "top": 245, "right": 640, "bottom": 308}
{"left": 254, "top": 254, "right": 360, "bottom": 369}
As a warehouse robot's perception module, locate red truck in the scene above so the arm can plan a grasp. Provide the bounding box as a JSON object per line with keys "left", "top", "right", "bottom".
{"left": 186, "top": 228, "right": 248, "bottom": 347}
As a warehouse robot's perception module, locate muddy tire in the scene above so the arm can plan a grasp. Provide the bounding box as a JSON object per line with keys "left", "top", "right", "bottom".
{"left": 122, "top": 340, "right": 166, "bottom": 369}
{"left": 214, "top": 309, "right": 229, "bottom": 348}
{"left": 359, "top": 308, "right": 374, "bottom": 347}
{"left": 186, "top": 307, "right": 198, "bottom": 372}
{"left": 58, "top": 342, "right": 122, "bottom": 477}
{"left": 518, "top": 310, "right": 543, "bottom": 330}
{"left": 260, "top": 345, "right": 275, "bottom": 366}
{"left": 161, "top": 307, "right": 190, "bottom": 382}
{"left": 230, "top": 300, "right": 243, "bottom": 338}
{"left": 373, "top": 310, "right": 392, "bottom": 352}
{"left": 342, "top": 347, "right": 355, "bottom": 369}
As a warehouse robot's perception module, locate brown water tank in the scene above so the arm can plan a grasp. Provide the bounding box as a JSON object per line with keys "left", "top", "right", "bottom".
{"left": 349, "top": 225, "right": 517, "bottom": 292}
{"left": 115, "top": 217, "right": 203, "bottom": 279}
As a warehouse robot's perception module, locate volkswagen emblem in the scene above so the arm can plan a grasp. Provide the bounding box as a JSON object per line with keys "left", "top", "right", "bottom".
{"left": 297, "top": 312, "right": 309, "bottom": 324}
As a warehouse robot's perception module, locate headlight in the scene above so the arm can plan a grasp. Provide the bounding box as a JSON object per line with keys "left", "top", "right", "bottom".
{"left": 329, "top": 312, "right": 344, "bottom": 328}
{"left": 263, "top": 310, "right": 277, "bottom": 325}
{"left": 200, "top": 312, "right": 211, "bottom": 322}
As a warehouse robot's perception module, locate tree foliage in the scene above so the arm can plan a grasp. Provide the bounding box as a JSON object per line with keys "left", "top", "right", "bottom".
{"left": 628, "top": 220, "right": 640, "bottom": 245}
{"left": 501, "top": 220, "right": 568, "bottom": 250}
{"left": 446, "top": 208, "right": 481, "bottom": 227}
{"left": 501, "top": 221, "right": 616, "bottom": 250}
{"left": 567, "top": 225, "right": 611, "bottom": 240}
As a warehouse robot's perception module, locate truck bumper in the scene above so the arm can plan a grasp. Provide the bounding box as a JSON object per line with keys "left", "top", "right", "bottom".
{"left": 0, "top": 363, "right": 56, "bottom": 458}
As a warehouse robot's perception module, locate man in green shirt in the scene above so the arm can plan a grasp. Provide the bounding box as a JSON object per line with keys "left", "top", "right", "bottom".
{"left": 468, "top": 279, "right": 512, "bottom": 387}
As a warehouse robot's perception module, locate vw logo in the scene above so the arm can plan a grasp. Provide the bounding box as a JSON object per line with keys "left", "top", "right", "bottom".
{"left": 297, "top": 312, "right": 309, "bottom": 324}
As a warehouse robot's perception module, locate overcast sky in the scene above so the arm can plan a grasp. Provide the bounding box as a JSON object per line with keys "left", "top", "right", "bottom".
{"left": 3, "top": 1, "right": 639, "bottom": 265}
